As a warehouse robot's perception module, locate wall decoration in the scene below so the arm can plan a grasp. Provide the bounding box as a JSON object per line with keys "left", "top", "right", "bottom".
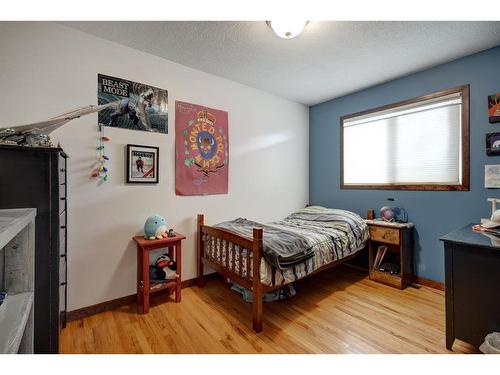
{"left": 486, "top": 132, "right": 500, "bottom": 156}
{"left": 98, "top": 74, "right": 168, "bottom": 133}
{"left": 175, "top": 101, "right": 229, "bottom": 195}
{"left": 91, "top": 125, "right": 111, "bottom": 182}
{"left": 488, "top": 93, "right": 500, "bottom": 123}
{"left": 485, "top": 165, "right": 500, "bottom": 188}
{"left": 126, "top": 144, "right": 159, "bottom": 183}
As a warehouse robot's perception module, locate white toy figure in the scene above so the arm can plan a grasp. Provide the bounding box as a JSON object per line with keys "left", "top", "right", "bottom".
{"left": 481, "top": 198, "right": 500, "bottom": 228}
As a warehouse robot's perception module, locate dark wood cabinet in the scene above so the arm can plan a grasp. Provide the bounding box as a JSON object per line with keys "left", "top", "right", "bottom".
{"left": 440, "top": 224, "right": 500, "bottom": 350}
{"left": 0, "top": 144, "right": 68, "bottom": 353}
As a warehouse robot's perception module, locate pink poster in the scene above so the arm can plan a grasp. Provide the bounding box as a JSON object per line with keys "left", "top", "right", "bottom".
{"left": 175, "top": 101, "right": 229, "bottom": 195}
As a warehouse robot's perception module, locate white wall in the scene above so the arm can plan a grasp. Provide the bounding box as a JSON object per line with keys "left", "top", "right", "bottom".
{"left": 0, "top": 22, "right": 309, "bottom": 310}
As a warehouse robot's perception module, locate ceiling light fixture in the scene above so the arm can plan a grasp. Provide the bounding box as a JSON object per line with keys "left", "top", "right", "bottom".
{"left": 267, "top": 21, "right": 309, "bottom": 40}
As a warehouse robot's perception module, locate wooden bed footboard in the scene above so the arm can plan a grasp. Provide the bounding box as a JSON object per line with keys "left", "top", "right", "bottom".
{"left": 196, "top": 213, "right": 366, "bottom": 332}
{"left": 197, "top": 214, "right": 265, "bottom": 331}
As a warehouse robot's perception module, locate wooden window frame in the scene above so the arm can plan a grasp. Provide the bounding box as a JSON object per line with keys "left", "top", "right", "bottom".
{"left": 340, "top": 85, "right": 470, "bottom": 191}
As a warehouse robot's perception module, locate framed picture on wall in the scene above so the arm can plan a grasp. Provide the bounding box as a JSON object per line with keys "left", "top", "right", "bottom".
{"left": 126, "top": 144, "right": 159, "bottom": 183}
{"left": 485, "top": 165, "right": 500, "bottom": 188}
{"left": 486, "top": 132, "right": 500, "bottom": 156}
{"left": 488, "top": 93, "right": 500, "bottom": 123}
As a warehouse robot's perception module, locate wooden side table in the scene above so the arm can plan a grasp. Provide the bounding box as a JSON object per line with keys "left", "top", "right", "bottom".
{"left": 133, "top": 233, "right": 186, "bottom": 314}
{"left": 365, "top": 219, "right": 414, "bottom": 289}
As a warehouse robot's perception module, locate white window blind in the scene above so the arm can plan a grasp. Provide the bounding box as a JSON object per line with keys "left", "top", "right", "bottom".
{"left": 342, "top": 92, "right": 463, "bottom": 186}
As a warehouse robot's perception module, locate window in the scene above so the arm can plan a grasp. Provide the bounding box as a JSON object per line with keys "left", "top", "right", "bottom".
{"left": 340, "top": 85, "right": 469, "bottom": 191}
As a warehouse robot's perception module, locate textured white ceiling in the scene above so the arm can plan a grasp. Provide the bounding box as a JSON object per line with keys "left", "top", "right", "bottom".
{"left": 63, "top": 21, "right": 500, "bottom": 105}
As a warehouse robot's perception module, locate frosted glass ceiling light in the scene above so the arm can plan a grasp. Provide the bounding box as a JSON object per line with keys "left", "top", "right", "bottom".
{"left": 267, "top": 21, "right": 308, "bottom": 39}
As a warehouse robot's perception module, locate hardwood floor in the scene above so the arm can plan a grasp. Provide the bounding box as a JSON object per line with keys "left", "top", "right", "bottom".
{"left": 60, "top": 266, "right": 477, "bottom": 354}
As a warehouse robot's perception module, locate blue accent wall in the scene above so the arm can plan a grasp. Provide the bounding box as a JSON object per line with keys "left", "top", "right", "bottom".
{"left": 309, "top": 46, "right": 500, "bottom": 282}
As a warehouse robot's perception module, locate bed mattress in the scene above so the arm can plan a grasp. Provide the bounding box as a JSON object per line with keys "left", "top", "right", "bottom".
{"left": 211, "top": 206, "right": 369, "bottom": 286}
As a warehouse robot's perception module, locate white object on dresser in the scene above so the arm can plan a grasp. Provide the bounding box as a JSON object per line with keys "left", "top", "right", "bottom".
{"left": 480, "top": 198, "right": 500, "bottom": 227}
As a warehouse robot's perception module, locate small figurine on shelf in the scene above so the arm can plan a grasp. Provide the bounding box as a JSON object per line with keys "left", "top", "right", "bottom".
{"left": 155, "top": 254, "right": 178, "bottom": 280}
{"left": 144, "top": 214, "right": 168, "bottom": 240}
{"left": 167, "top": 229, "right": 176, "bottom": 237}
{"left": 380, "top": 198, "right": 408, "bottom": 223}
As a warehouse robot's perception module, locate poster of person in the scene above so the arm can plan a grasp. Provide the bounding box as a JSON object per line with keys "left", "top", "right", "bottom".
{"left": 126, "top": 144, "right": 159, "bottom": 183}
{"left": 175, "top": 101, "right": 228, "bottom": 195}
{"left": 98, "top": 74, "right": 168, "bottom": 133}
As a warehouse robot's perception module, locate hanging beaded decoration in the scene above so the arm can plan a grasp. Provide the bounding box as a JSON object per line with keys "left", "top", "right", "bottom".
{"left": 91, "top": 124, "right": 110, "bottom": 182}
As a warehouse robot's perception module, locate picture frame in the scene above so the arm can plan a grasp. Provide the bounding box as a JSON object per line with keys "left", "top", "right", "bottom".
{"left": 488, "top": 93, "right": 500, "bottom": 123}
{"left": 485, "top": 164, "right": 500, "bottom": 188}
{"left": 126, "top": 144, "right": 159, "bottom": 183}
{"left": 486, "top": 132, "right": 500, "bottom": 156}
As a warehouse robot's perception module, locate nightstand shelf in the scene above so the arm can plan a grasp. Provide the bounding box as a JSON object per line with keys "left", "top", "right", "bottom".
{"left": 365, "top": 219, "right": 414, "bottom": 289}
{"left": 138, "top": 280, "right": 177, "bottom": 293}
{"left": 133, "top": 233, "right": 186, "bottom": 314}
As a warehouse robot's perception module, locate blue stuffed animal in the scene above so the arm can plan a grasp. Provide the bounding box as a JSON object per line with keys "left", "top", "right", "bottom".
{"left": 144, "top": 214, "right": 168, "bottom": 240}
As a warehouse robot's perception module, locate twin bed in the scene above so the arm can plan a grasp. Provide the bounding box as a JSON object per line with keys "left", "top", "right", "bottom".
{"left": 197, "top": 206, "right": 369, "bottom": 332}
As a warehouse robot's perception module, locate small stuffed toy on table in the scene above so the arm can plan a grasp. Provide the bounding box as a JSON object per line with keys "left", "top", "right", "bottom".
{"left": 144, "top": 214, "right": 169, "bottom": 240}
{"left": 155, "top": 254, "right": 178, "bottom": 280}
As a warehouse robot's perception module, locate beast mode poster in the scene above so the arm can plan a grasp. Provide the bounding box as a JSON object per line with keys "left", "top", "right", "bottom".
{"left": 98, "top": 74, "right": 168, "bottom": 134}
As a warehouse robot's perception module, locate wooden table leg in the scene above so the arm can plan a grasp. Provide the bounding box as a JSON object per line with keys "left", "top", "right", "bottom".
{"left": 142, "top": 248, "right": 150, "bottom": 313}
{"left": 167, "top": 246, "right": 173, "bottom": 298}
{"left": 137, "top": 245, "right": 142, "bottom": 305}
{"left": 175, "top": 241, "right": 182, "bottom": 303}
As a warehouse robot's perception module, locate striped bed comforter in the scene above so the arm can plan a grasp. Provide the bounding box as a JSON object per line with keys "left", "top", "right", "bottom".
{"left": 215, "top": 206, "right": 369, "bottom": 286}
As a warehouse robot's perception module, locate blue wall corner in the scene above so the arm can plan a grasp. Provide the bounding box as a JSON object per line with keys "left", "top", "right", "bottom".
{"left": 309, "top": 46, "right": 500, "bottom": 282}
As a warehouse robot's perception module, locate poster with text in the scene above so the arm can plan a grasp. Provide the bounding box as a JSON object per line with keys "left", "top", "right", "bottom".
{"left": 175, "top": 101, "right": 228, "bottom": 195}
{"left": 98, "top": 74, "right": 168, "bottom": 133}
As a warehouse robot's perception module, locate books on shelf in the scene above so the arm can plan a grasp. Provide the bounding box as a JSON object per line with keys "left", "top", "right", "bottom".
{"left": 373, "top": 245, "right": 387, "bottom": 270}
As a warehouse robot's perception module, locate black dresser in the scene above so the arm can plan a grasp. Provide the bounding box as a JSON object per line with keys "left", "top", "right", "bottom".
{"left": 440, "top": 224, "right": 500, "bottom": 350}
{"left": 0, "top": 144, "right": 68, "bottom": 353}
